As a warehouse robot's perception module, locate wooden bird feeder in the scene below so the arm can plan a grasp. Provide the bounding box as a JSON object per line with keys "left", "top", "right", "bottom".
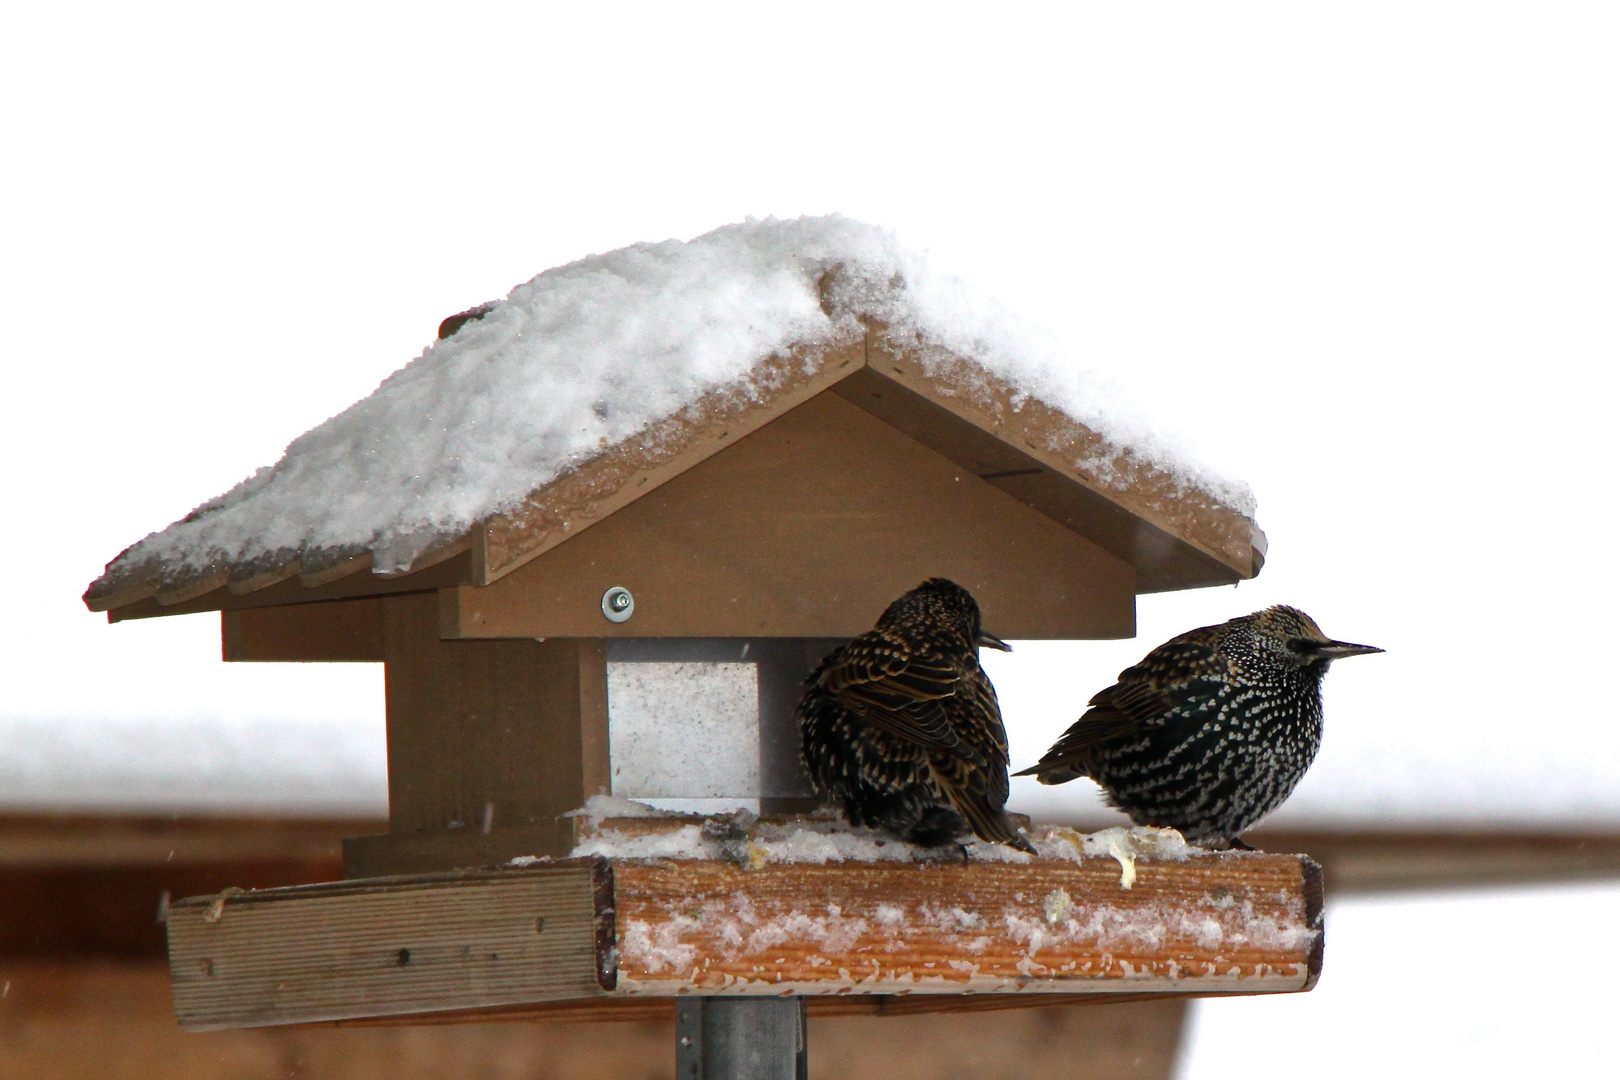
{"left": 85, "top": 233, "right": 1305, "bottom": 1074}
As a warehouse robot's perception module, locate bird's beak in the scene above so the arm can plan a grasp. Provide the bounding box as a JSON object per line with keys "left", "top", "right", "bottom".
{"left": 1318, "top": 640, "right": 1383, "bottom": 660}
{"left": 977, "top": 631, "right": 1012, "bottom": 652}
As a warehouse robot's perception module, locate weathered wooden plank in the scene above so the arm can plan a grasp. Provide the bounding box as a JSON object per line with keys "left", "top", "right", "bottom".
{"left": 165, "top": 862, "right": 610, "bottom": 1031}
{"left": 611, "top": 854, "right": 1320, "bottom": 997}
{"left": 162, "top": 850, "right": 1318, "bottom": 1031}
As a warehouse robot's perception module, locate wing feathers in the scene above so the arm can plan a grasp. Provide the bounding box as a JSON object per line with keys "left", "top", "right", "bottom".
{"left": 814, "top": 622, "right": 1024, "bottom": 848}
{"left": 1018, "top": 635, "right": 1227, "bottom": 784}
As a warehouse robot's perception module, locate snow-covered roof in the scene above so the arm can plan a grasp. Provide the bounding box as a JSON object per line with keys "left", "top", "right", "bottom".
{"left": 85, "top": 216, "right": 1264, "bottom": 614}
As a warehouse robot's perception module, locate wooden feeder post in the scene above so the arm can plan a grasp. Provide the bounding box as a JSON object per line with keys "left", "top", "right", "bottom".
{"left": 87, "top": 266, "right": 1299, "bottom": 1073}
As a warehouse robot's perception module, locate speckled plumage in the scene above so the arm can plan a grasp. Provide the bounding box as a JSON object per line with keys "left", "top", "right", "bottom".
{"left": 1017, "top": 606, "right": 1381, "bottom": 846}
{"left": 798, "top": 578, "right": 1032, "bottom": 852}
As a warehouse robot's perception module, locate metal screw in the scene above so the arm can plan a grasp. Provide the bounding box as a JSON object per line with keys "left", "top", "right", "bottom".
{"left": 601, "top": 586, "right": 634, "bottom": 623}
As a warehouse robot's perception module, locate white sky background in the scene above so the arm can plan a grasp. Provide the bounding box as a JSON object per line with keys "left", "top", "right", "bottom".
{"left": 4, "top": 3, "right": 1616, "bottom": 824}
{"left": 2, "top": 6, "right": 1617, "bottom": 1076}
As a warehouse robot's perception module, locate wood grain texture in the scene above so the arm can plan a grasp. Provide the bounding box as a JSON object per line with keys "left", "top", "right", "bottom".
{"left": 445, "top": 390, "right": 1137, "bottom": 640}
{"left": 611, "top": 853, "right": 1319, "bottom": 997}
{"left": 166, "top": 863, "right": 609, "bottom": 1030}
{"left": 160, "top": 851, "right": 1315, "bottom": 1030}
{"left": 366, "top": 593, "right": 609, "bottom": 869}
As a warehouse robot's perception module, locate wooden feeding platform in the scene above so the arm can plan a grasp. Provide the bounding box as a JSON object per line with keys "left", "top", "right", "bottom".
{"left": 166, "top": 813, "right": 1322, "bottom": 1031}
{"left": 84, "top": 224, "right": 1290, "bottom": 1071}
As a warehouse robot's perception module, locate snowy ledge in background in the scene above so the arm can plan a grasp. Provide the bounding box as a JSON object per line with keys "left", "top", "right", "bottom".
{"left": 3, "top": 715, "right": 1619, "bottom": 830}
{"left": 0, "top": 716, "right": 388, "bottom": 818}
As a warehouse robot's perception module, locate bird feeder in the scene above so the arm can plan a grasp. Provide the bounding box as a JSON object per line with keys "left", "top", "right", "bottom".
{"left": 84, "top": 222, "right": 1310, "bottom": 1074}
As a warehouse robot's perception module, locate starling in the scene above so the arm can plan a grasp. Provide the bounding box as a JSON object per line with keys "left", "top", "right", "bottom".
{"left": 798, "top": 578, "right": 1034, "bottom": 853}
{"left": 1015, "top": 606, "right": 1381, "bottom": 847}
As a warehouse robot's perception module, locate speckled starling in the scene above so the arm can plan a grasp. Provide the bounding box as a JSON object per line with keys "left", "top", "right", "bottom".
{"left": 798, "top": 578, "right": 1034, "bottom": 853}
{"left": 1015, "top": 606, "right": 1381, "bottom": 847}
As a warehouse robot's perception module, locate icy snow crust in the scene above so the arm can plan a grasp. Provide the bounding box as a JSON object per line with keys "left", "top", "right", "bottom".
{"left": 618, "top": 890, "right": 1312, "bottom": 986}
{"left": 101, "top": 216, "right": 1253, "bottom": 584}
{"left": 563, "top": 796, "right": 1200, "bottom": 887}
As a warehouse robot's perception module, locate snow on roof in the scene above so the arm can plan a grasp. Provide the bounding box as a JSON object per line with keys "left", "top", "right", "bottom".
{"left": 93, "top": 216, "right": 1253, "bottom": 590}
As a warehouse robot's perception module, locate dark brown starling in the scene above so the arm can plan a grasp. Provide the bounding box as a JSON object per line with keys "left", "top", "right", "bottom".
{"left": 798, "top": 578, "right": 1034, "bottom": 853}
{"left": 1015, "top": 606, "right": 1381, "bottom": 847}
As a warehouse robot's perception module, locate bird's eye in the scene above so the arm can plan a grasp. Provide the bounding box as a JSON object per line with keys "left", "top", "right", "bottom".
{"left": 1286, "top": 638, "right": 1319, "bottom": 654}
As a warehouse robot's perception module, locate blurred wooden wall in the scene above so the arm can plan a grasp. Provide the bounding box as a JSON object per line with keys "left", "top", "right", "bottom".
{"left": 0, "top": 815, "right": 1186, "bottom": 1080}
{"left": 0, "top": 961, "right": 1185, "bottom": 1080}
{"left": 5, "top": 813, "right": 1618, "bottom": 1080}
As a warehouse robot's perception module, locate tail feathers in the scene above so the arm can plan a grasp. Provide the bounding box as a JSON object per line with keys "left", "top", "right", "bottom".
{"left": 943, "top": 783, "right": 1035, "bottom": 854}
{"left": 1015, "top": 708, "right": 1135, "bottom": 784}
{"left": 1012, "top": 757, "right": 1088, "bottom": 785}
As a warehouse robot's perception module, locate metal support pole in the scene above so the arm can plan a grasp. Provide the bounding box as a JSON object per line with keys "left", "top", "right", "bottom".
{"left": 676, "top": 996, "right": 807, "bottom": 1080}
